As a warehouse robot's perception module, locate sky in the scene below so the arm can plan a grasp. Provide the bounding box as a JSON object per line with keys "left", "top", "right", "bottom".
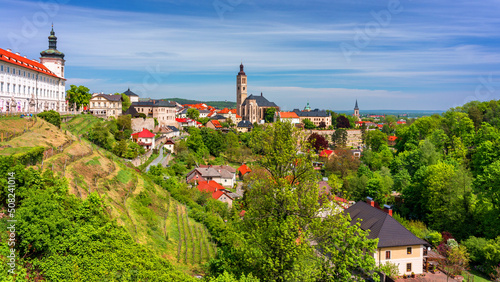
{"left": 1, "top": 0, "right": 500, "bottom": 111}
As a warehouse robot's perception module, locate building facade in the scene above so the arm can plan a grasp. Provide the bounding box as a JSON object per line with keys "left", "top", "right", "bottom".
{"left": 131, "top": 100, "right": 177, "bottom": 126}
{"left": 293, "top": 108, "right": 331, "bottom": 127}
{"left": 89, "top": 94, "right": 123, "bottom": 119}
{"left": 0, "top": 27, "right": 66, "bottom": 113}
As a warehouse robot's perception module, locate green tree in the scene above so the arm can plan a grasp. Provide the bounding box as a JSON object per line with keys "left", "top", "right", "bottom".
{"left": 365, "top": 130, "right": 387, "bottom": 152}
{"left": 235, "top": 122, "right": 378, "bottom": 281}
{"left": 264, "top": 107, "right": 276, "bottom": 123}
{"left": 187, "top": 108, "right": 200, "bottom": 120}
{"left": 302, "top": 118, "right": 316, "bottom": 129}
{"left": 66, "top": 85, "right": 92, "bottom": 110}
{"left": 332, "top": 128, "right": 348, "bottom": 148}
{"left": 119, "top": 93, "right": 131, "bottom": 112}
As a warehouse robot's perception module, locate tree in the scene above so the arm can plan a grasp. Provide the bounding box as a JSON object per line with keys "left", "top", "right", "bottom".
{"left": 264, "top": 107, "right": 276, "bottom": 123}
{"left": 365, "top": 130, "right": 387, "bottom": 152}
{"left": 66, "top": 85, "right": 91, "bottom": 110}
{"left": 235, "top": 122, "right": 378, "bottom": 281}
{"left": 332, "top": 128, "right": 348, "bottom": 148}
{"left": 307, "top": 133, "right": 328, "bottom": 152}
{"left": 302, "top": 118, "right": 315, "bottom": 129}
{"left": 119, "top": 93, "right": 131, "bottom": 112}
{"left": 336, "top": 115, "right": 350, "bottom": 128}
{"left": 187, "top": 108, "right": 200, "bottom": 120}
{"left": 442, "top": 245, "right": 470, "bottom": 280}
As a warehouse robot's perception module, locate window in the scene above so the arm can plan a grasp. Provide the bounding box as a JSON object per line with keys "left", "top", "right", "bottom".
{"left": 0, "top": 65, "right": 3, "bottom": 71}
{"left": 423, "top": 248, "right": 428, "bottom": 256}
{"left": 243, "top": 87, "right": 245, "bottom": 90}
{"left": 407, "top": 247, "right": 412, "bottom": 254}
{"left": 385, "top": 251, "right": 391, "bottom": 260}
{"left": 406, "top": 263, "right": 412, "bottom": 272}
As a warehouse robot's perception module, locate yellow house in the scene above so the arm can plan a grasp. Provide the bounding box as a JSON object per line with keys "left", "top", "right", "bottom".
{"left": 345, "top": 199, "right": 428, "bottom": 276}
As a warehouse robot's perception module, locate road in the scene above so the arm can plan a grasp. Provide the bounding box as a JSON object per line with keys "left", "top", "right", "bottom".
{"left": 145, "top": 146, "right": 169, "bottom": 172}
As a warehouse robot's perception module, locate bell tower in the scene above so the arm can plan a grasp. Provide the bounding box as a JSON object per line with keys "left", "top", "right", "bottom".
{"left": 354, "top": 99, "right": 360, "bottom": 120}
{"left": 40, "top": 25, "right": 65, "bottom": 78}
{"left": 236, "top": 63, "right": 247, "bottom": 116}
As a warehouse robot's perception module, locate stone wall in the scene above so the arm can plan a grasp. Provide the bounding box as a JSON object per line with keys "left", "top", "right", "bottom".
{"left": 131, "top": 118, "right": 155, "bottom": 132}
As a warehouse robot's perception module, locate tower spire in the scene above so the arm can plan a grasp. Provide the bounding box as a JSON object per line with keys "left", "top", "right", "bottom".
{"left": 354, "top": 99, "right": 359, "bottom": 110}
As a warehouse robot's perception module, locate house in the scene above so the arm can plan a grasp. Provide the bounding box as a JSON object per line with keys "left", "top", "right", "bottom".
{"left": 237, "top": 120, "right": 253, "bottom": 132}
{"left": 319, "top": 149, "right": 335, "bottom": 159}
{"left": 206, "top": 120, "right": 223, "bottom": 130}
{"left": 196, "top": 180, "right": 237, "bottom": 208}
{"left": 344, "top": 198, "right": 428, "bottom": 276}
{"left": 293, "top": 108, "right": 331, "bottom": 127}
{"left": 274, "top": 111, "right": 301, "bottom": 124}
{"left": 123, "top": 88, "right": 139, "bottom": 103}
{"left": 163, "top": 139, "right": 175, "bottom": 153}
{"left": 351, "top": 149, "right": 362, "bottom": 158}
{"left": 130, "top": 99, "right": 177, "bottom": 126}
{"left": 186, "top": 165, "right": 236, "bottom": 187}
{"left": 237, "top": 164, "right": 251, "bottom": 179}
{"left": 155, "top": 125, "right": 180, "bottom": 139}
{"left": 388, "top": 135, "right": 398, "bottom": 146}
{"left": 89, "top": 94, "right": 123, "bottom": 119}
{"left": 131, "top": 128, "right": 156, "bottom": 150}
{"left": 176, "top": 118, "right": 197, "bottom": 128}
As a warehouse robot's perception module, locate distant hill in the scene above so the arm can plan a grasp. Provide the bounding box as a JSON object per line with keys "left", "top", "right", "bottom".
{"left": 163, "top": 98, "right": 237, "bottom": 109}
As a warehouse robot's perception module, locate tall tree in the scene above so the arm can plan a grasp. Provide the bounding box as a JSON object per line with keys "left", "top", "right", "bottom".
{"left": 265, "top": 107, "right": 276, "bottom": 123}
{"left": 119, "top": 93, "right": 131, "bottom": 112}
{"left": 66, "top": 85, "right": 92, "bottom": 110}
{"left": 332, "top": 128, "right": 348, "bottom": 148}
{"left": 237, "top": 122, "right": 378, "bottom": 281}
{"left": 365, "top": 130, "right": 387, "bottom": 152}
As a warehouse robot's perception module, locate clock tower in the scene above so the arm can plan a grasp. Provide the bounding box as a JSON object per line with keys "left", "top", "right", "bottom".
{"left": 236, "top": 63, "right": 247, "bottom": 117}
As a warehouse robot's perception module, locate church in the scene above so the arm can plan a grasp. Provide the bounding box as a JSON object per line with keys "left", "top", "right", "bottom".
{"left": 236, "top": 63, "right": 279, "bottom": 123}
{"left": 0, "top": 26, "right": 67, "bottom": 113}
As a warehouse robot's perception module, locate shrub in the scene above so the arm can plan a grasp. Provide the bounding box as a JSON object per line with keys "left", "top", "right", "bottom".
{"left": 37, "top": 110, "right": 61, "bottom": 127}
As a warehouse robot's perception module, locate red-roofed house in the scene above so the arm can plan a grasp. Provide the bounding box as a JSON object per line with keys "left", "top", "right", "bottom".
{"left": 196, "top": 180, "right": 236, "bottom": 207}
{"left": 274, "top": 111, "right": 301, "bottom": 124}
{"left": 319, "top": 149, "right": 335, "bottom": 159}
{"left": 237, "top": 164, "right": 251, "bottom": 179}
{"left": 388, "top": 135, "right": 398, "bottom": 146}
{"left": 207, "top": 120, "right": 223, "bottom": 130}
{"left": 131, "top": 128, "right": 156, "bottom": 150}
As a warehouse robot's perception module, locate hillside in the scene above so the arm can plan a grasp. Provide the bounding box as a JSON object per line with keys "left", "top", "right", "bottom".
{"left": 0, "top": 116, "right": 216, "bottom": 279}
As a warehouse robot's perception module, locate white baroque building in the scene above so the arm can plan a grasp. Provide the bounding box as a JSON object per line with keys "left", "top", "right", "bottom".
{"left": 0, "top": 27, "right": 66, "bottom": 113}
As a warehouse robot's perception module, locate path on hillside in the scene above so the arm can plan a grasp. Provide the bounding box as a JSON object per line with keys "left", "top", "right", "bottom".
{"left": 146, "top": 146, "right": 172, "bottom": 172}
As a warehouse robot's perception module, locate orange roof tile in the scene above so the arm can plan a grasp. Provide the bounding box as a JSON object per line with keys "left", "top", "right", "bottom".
{"left": 279, "top": 112, "right": 300, "bottom": 118}
{"left": 238, "top": 164, "right": 252, "bottom": 175}
{"left": 0, "top": 48, "right": 63, "bottom": 79}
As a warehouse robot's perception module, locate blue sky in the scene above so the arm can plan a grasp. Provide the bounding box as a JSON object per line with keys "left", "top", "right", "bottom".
{"left": 2, "top": 0, "right": 500, "bottom": 110}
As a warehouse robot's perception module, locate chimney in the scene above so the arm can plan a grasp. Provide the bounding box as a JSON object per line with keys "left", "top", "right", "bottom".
{"left": 383, "top": 204, "right": 393, "bottom": 216}
{"left": 366, "top": 197, "right": 374, "bottom": 207}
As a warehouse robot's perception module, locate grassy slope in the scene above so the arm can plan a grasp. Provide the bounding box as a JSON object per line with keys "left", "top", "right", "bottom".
{"left": 1, "top": 115, "right": 215, "bottom": 277}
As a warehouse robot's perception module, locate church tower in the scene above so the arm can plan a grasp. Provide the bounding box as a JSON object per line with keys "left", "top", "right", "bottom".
{"left": 40, "top": 25, "right": 65, "bottom": 78}
{"left": 236, "top": 63, "right": 247, "bottom": 116}
{"left": 354, "top": 99, "right": 360, "bottom": 120}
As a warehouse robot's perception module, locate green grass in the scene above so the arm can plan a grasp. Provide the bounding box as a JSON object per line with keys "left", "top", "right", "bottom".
{"left": 464, "top": 270, "right": 491, "bottom": 282}
{"left": 85, "top": 156, "right": 101, "bottom": 166}
{"left": 117, "top": 169, "right": 131, "bottom": 184}
{"left": 0, "top": 146, "right": 32, "bottom": 156}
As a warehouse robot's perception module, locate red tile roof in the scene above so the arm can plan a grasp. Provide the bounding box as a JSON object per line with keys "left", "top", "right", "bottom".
{"left": 210, "top": 120, "right": 222, "bottom": 128}
{"left": 319, "top": 149, "right": 334, "bottom": 157}
{"left": 279, "top": 112, "right": 300, "bottom": 119}
{"left": 388, "top": 136, "right": 398, "bottom": 141}
{"left": 0, "top": 48, "right": 63, "bottom": 79}
{"left": 197, "top": 180, "right": 227, "bottom": 200}
{"left": 131, "top": 128, "right": 155, "bottom": 138}
{"left": 238, "top": 164, "right": 251, "bottom": 175}
{"left": 176, "top": 118, "right": 188, "bottom": 123}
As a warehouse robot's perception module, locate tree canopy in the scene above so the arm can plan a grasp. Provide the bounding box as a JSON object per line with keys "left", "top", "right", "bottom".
{"left": 66, "top": 85, "right": 92, "bottom": 110}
